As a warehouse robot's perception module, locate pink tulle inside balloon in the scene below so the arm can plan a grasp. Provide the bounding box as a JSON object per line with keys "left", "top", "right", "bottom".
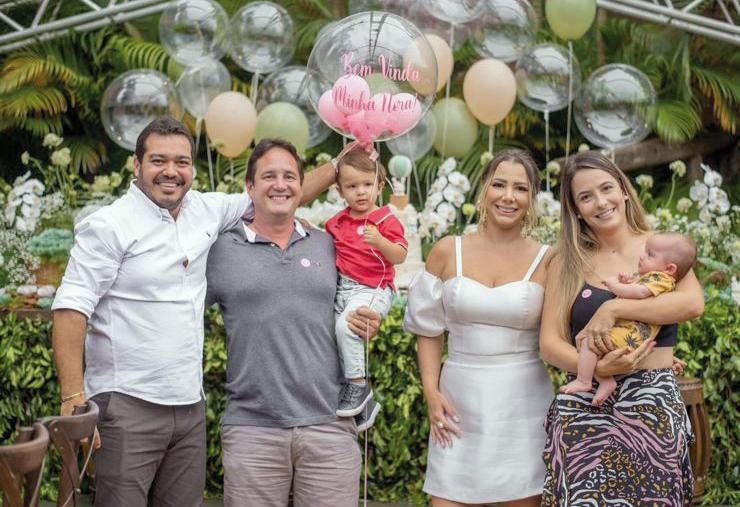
{"left": 318, "top": 90, "right": 347, "bottom": 130}
{"left": 332, "top": 75, "right": 371, "bottom": 115}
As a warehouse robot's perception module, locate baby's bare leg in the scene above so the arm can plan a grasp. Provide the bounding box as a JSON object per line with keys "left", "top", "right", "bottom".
{"left": 592, "top": 375, "right": 617, "bottom": 406}
{"left": 560, "top": 342, "right": 598, "bottom": 394}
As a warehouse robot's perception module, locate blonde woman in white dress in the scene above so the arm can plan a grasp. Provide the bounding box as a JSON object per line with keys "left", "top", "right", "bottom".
{"left": 404, "top": 149, "right": 553, "bottom": 506}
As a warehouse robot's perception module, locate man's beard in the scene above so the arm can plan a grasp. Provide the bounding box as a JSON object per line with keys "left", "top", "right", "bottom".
{"left": 136, "top": 176, "right": 187, "bottom": 210}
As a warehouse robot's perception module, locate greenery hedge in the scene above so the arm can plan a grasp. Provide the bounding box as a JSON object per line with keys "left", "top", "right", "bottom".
{"left": 1, "top": 292, "right": 737, "bottom": 504}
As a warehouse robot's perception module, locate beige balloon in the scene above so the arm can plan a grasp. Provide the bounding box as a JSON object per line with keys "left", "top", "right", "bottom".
{"left": 205, "top": 91, "right": 257, "bottom": 158}
{"left": 463, "top": 58, "right": 517, "bottom": 126}
{"left": 404, "top": 33, "right": 452, "bottom": 96}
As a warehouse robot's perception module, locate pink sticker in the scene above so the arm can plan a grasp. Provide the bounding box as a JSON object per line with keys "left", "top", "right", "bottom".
{"left": 300, "top": 258, "right": 311, "bottom": 268}
{"left": 581, "top": 288, "right": 592, "bottom": 299}
{"left": 356, "top": 225, "right": 365, "bottom": 235}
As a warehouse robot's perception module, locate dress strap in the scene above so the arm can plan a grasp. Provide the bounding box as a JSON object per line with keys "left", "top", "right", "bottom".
{"left": 454, "top": 236, "right": 462, "bottom": 278}
{"left": 523, "top": 244, "right": 549, "bottom": 282}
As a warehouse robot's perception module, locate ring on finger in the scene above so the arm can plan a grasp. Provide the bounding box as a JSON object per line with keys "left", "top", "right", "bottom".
{"left": 436, "top": 421, "right": 445, "bottom": 429}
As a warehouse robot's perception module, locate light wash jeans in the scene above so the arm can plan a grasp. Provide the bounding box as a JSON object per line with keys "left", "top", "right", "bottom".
{"left": 335, "top": 274, "right": 393, "bottom": 379}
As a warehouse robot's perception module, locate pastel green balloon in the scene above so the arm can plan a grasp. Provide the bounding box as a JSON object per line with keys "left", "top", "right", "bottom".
{"left": 431, "top": 97, "right": 479, "bottom": 159}
{"left": 255, "top": 102, "right": 310, "bottom": 156}
{"left": 545, "top": 0, "right": 596, "bottom": 40}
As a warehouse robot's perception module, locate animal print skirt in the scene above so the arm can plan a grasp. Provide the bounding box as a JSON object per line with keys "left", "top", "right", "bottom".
{"left": 542, "top": 368, "right": 694, "bottom": 506}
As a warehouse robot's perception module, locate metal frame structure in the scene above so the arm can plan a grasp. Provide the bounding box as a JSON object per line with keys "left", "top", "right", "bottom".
{"left": 597, "top": 0, "right": 740, "bottom": 45}
{"left": 0, "top": 0, "right": 738, "bottom": 54}
{"left": 0, "top": 0, "right": 172, "bottom": 53}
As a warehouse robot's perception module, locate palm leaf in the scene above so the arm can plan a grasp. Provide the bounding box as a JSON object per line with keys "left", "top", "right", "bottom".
{"left": 65, "top": 136, "right": 108, "bottom": 174}
{"left": 693, "top": 66, "right": 739, "bottom": 133}
{"left": 0, "top": 86, "right": 68, "bottom": 118}
{"left": 655, "top": 99, "right": 702, "bottom": 143}
{"left": 19, "top": 116, "right": 64, "bottom": 136}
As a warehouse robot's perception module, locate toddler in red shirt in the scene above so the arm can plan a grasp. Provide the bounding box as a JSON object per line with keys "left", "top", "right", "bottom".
{"left": 325, "top": 148, "right": 408, "bottom": 429}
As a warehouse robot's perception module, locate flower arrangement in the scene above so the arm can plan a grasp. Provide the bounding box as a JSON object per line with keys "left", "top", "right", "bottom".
{"left": 3, "top": 172, "right": 45, "bottom": 232}
{"left": 0, "top": 229, "right": 39, "bottom": 290}
{"left": 27, "top": 228, "right": 73, "bottom": 264}
{"left": 418, "top": 158, "right": 472, "bottom": 239}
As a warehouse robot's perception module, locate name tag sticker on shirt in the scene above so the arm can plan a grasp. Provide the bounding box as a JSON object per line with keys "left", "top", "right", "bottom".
{"left": 581, "top": 288, "right": 592, "bottom": 299}
{"left": 356, "top": 225, "right": 365, "bottom": 235}
{"left": 300, "top": 258, "right": 311, "bottom": 267}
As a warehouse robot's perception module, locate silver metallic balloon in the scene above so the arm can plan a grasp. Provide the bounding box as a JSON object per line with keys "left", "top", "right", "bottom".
{"left": 515, "top": 43, "right": 580, "bottom": 113}
{"left": 257, "top": 66, "right": 330, "bottom": 148}
{"left": 421, "top": 0, "right": 484, "bottom": 25}
{"left": 177, "top": 59, "right": 231, "bottom": 119}
{"left": 574, "top": 64, "right": 657, "bottom": 149}
{"left": 229, "top": 2, "right": 295, "bottom": 74}
{"left": 386, "top": 111, "right": 437, "bottom": 160}
{"left": 158, "top": 0, "right": 228, "bottom": 65}
{"left": 101, "top": 70, "right": 183, "bottom": 151}
{"left": 470, "top": 0, "right": 537, "bottom": 62}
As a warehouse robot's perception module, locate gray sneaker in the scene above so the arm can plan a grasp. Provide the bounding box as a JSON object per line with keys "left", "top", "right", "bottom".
{"left": 355, "top": 399, "right": 381, "bottom": 432}
{"left": 336, "top": 382, "right": 373, "bottom": 417}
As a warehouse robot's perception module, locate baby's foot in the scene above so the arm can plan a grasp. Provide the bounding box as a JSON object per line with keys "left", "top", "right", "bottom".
{"left": 592, "top": 377, "right": 617, "bottom": 406}
{"left": 560, "top": 378, "right": 593, "bottom": 394}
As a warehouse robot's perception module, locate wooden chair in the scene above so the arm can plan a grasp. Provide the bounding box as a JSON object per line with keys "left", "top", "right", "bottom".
{"left": 0, "top": 422, "right": 49, "bottom": 507}
{"left": 40, "top": 401, "right": 99, "bottom": 507}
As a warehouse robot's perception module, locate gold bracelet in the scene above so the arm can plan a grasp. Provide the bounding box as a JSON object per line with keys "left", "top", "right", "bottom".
{"left": 61, "top": 391, "right": 84, "bottom": 403}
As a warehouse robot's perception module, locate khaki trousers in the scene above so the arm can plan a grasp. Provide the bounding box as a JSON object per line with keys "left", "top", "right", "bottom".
{"left": 91, "top": 392, "right": 206, "bottom": 507}
{"left": 222, "top": 419, "right": 361, "bottom": 507}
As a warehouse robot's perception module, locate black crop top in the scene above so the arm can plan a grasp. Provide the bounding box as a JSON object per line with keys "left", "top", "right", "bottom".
{"left": 570, "top": 283, "right": 678, "bottom": 348}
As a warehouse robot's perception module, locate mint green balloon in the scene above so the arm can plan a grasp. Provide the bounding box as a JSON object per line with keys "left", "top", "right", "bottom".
{"left": 255, "top": 102, "right": 310, "bottom": 156}
{"left": 546, "top": 0, "right": 596, "bottom": 40}
{"left": 431, "top": 98, "right": 479, "bottom": 159}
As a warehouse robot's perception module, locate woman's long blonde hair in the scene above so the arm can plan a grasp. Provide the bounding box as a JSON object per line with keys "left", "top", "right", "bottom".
{"left": 554, "top": 152, "right": 650, "bottom": 338}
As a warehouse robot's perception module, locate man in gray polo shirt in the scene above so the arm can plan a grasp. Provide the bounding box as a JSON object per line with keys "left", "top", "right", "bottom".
{"left": 205, "top": 138, "right": 381, "bottom": 506}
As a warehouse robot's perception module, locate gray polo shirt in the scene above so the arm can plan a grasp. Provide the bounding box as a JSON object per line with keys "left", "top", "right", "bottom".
{"left": 205, "top": 219, "right": 343, "bottom": 428}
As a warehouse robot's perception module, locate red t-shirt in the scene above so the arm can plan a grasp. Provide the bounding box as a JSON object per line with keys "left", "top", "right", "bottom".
{"left": 325, "top": 206, "right": 408, "bottom": 290}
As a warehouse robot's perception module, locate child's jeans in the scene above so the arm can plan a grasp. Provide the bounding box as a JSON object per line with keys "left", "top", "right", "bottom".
{"left": 335, "top": 274, "right": 393, "bottom": 379}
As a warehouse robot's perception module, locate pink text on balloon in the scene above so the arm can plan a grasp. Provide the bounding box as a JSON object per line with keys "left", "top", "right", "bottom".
{"left": 341, "top": 52, "right": 421, "bottom": 83}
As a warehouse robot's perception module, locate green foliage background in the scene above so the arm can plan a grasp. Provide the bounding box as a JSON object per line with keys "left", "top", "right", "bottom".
{"left": 1, "top": 294, "right": 738, "bottom": 504}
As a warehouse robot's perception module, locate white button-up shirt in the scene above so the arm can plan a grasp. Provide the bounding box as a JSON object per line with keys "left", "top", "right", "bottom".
{"left": 52, "top": 182, "right": 251, "bottom": 405}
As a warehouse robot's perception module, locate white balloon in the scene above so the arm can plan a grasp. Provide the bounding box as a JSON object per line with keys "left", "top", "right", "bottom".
{"left": 159, "top": 0, "right": 228, "bottom": 65}
{"left": 229, "top": 2, "right": 295, "bottom": 74}
{"left": 101, "top": 70, "right": 183, "bottom": 151}
{"left": 177, "top": 59, "right": 231, "bottom": 119}
{"left": 386, "top": 111, "right": 437, "bottom": 160}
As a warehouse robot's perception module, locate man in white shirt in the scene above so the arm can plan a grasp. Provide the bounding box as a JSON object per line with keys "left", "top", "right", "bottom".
{"left": 51, "top": 117, "right": 337, "bottom": 506}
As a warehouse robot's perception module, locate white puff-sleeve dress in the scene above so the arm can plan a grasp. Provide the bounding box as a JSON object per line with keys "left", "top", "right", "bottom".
{"left": 404, "top": 237, "right": 553, "bottom": 503}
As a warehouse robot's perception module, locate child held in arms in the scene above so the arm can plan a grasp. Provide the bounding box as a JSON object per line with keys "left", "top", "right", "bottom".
{"left": 561, "top": 232, "right": 697, "bottom": 406}
{"left": 326, "top": 147, "right": 408, "bottom": 429}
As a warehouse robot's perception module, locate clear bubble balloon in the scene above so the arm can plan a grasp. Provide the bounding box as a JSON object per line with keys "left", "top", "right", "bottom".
{"left": 101, "top": 70, "right": 183, "bottom": 151}
{"left": 388, "top": 154, "right": 414, "bottom": 179}
{"left": 348, "top": 0, "right": 412, "bottom": 15}
{"left": 515, "top": 43, "right": 580, "bottom": 113}
{"left": 229, "top": 2, "right": 295, "bottom": 74}
{"left": 158, "top": 0, "right": 228, "bottom": 65}
{"left": 409, "top": 4, "right": 469, "bottom": 50}
{"left": 421, "top": 0, "right": 484, "bottom": 25}
{"left": 307, "top": 11, "right": 437, "bottom": 145}
{"left": 387, "top": 111, "right": 437, "bottom": 160}
{"left": 257, "top": 66, "right": 330, "bottom": 148}
{"left": 470, "top": 0, "right": 537, "bottom": 62}
{"left": 177, "top": 59, "right": 231, "bottom": 119}
{"left": 574, "top": 64, "right": 657, "bottom": 149}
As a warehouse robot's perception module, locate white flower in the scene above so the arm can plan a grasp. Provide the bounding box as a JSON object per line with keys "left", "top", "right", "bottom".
{"left": 50, "top": 147, "right": 72, "bottom": 168}
{"left": 578, "top": 143, "right": 590, "bottom": 153}
{"left": 436, "top": 202, "right": 457, "bottom": 222}
{"left": 732, "top": 277, "right": 740, "bottom": 306}
{"left": 428, "top": 212, "right": 448, "bottom": 235}
{"left": 426, "top": 191, "right": 444, "bottom": 210}
{"left": 701, "top": 164, "right": 722, "bottom": 187}
{"left": 443, "top": 186, "right": 465, "bottom": 207}
{"left": 669, "top": 160, "right": 686, "bottom": 177}
{"left": 42, "top": 133, "right": 63, "bottom": 148}
{"left": 635, "top": 174, "right": 654, "bottom": 189}
{"left": 430, "top": 176, "right": 448, "bottom": 193}
{"left": 16, "top": 284, "right": 38, "bottom": 296}
{"left": 676, "top": 197, "right": 692, "bottom": 213}
{"left": 124, "top": 155, "right": 136, "bottom": 172}
{"left": 716, "top": 215, "right": 731, "bottom": 232}
{"left": 656, "top": 208, "right": 672, "bottom": 221}
{"left": 645, "top": 213, "right": 659, "bottom": 230}
{"left": 480, "top": 151, "right": 493, "bottom": 167}
{"left": 21, "top": 152, "right": 30, "bottom": 165}
{"left": 13, "top": 171, "right": 31, "bottom": 187}
{"left": 536, "top": 191, "right": 561, "bottom": 217}
{"left": 698, "top": 207, "right": 713, "bottom": 224}
{"left": 438, "top": 158, "right": 457, "bottom": 176}
{"left": 326, "top": 184, "right": 343, "bottom": 204}
{"left": 447, "top": 171, "right": 471, "bottom": 192}
{"left": 689, "top": 181, "right": 709, "bottom": 206}
{"left": 546, "top": 161, "right": 561, "bottom": 176}
{"left": 37, "top": 285, "right": 56, "bottom": 298}
{"left": 707, "top": 187, "right": 730, "bottom": 214}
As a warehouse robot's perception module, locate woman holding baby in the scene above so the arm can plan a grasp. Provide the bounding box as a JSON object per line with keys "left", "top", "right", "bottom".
{"left": 539, "top": 151, "right": 703, "bottom": 505}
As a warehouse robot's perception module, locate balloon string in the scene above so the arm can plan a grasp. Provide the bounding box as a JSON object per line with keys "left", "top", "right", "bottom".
{"left": 545, "top": 110, "right": 550, "bottom": 192}
{"left": 412, "top": 160, "right": 423, "bottom": 208}
{"left": 565, "top": 41, "right": 574, "bottom": 166}
{"left": 194, "top": 118, "right": 202, "bottom": 157}
{"left": 342, "top": 135, "right": 347, "bottom": 148}
{"left": 250, "top": 73, "right": 260, "bottom": 104}
{"left": 441, "top": 23, "right": 455, "bottom": 157}
{"left": 229, "top": 158, "right": 234, "bottom": 180}
{"left": 488, "top": 125, "right": 494, "bottom": 154}
{"left": 206, "top": 135, "right": 215, "bottom": 191}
